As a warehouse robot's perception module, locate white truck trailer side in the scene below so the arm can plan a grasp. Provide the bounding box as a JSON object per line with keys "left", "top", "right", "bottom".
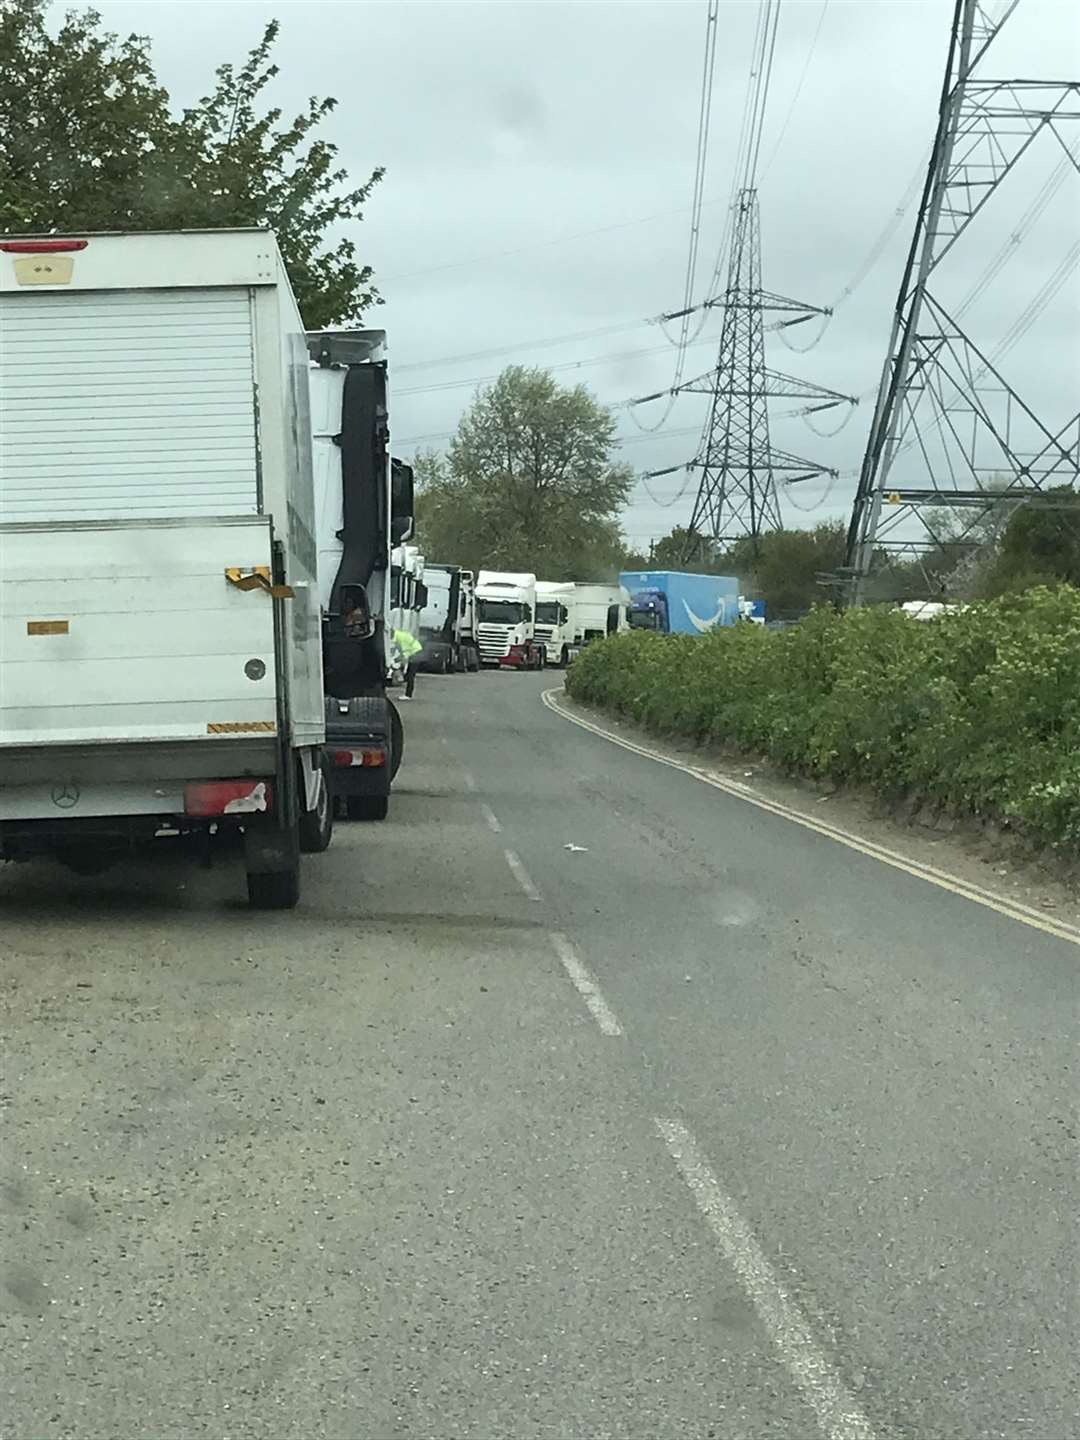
{"left": 0, "top": 228, "right": 329, "bottom": 907}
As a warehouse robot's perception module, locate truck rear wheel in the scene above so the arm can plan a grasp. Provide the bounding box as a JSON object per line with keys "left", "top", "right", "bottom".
{"left": 246, "top": 860, "right": 300, "bottom": 910}
{"left": 388, "top": 700, "right": 404, "bottom": 781}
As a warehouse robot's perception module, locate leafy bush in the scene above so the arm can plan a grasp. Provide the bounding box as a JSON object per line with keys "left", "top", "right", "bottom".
{"left": 565, "top": 587, "right": 1080, "bottom": 849}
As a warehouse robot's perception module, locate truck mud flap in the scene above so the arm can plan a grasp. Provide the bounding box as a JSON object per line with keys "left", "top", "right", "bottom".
{"left": 243, "top": 816, "right": 299, "bottom": 875}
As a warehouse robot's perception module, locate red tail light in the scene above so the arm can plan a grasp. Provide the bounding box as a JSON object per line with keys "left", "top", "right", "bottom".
{"left": 0, "top": 238, "right": 88, "bottom": 253}
{"left": 184, "top": 779, "right": 272, "bottom": 816}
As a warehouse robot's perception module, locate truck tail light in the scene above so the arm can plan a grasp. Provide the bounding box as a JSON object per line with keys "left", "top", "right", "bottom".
{"left": 0, "top": 238, "right": 89, "bottom": 253}
{"left": 332, "top": 747, "right": 386, "bottom": 768}
{"left": 184, "top": 779, "right": 272, "bottom": 816}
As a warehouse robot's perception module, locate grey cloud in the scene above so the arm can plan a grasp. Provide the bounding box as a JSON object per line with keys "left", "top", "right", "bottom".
{"left": 90, "top": 0, "right": 1079, "bottom": 543}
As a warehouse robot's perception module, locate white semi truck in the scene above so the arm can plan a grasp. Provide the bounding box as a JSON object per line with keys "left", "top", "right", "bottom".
{"left": 390, "top": 543, "right": 426, "bottom": 654}
{"left": 307, "top": 329, "right": 413, "bottom": 820}
{"left": 534, "top": 581, "right": 578, "bottom": 667}
{"left": 573, "top": 582, "right": 629, "bottom": 648}
{"left": 419, "top": 564, "right": 480, "bottom": 673}
{"left": 0, "top": 229, "right": 330, "bottom": 907}
{"left": 475, "top": 571, "right": 543, "bottom": 668}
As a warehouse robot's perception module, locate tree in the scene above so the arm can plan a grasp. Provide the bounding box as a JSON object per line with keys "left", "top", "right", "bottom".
{"left": 0, "top": 1, "right": 383, "bottom": 326}
{"left": 974, "top": 487, "right": 1080, "bottom": 597}
{"left": 623, "top": 526, "right": 732, "bottom": 573}
{"left": 415, "top": 367, "right": 633, "bottom": 579}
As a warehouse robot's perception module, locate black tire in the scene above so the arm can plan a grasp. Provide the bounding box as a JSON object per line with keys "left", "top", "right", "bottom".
{"left": 298, "top": 761, "right": 333, "bottom": 854}
{"left": 247, "top": 861, "right": 300, "bottom": 910}
{"left": 347, "top": 794, "right": 389, "bottom": 821}
{"left": 388, "top": 700, "right": 405, "bottom": 781}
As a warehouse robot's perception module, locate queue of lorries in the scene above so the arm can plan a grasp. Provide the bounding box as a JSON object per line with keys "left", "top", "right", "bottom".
{"left": 0, "top": 226, "right": 762, "bottom": 911}
{"left": 415, "top": 570, "right": 632, "bottom": 675}
{"left": 416, "top": 568, "right": 764, "bottom": 675}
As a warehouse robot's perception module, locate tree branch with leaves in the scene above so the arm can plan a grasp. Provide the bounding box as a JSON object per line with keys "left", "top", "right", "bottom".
{"left": 0, "top": 0, "right": 384, "bottom": 326}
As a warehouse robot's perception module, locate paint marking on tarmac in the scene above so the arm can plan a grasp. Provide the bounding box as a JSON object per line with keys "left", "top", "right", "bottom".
{"left": 462, "top": 769, "right": 478, "bottom": 792}
{"left": 480, "top": 803, "right": 502, "bottom": 834}
{"left": 543, "top": 688, "right": 1080, "bottom": 950}
{"left": 655, "top": 1119, "right": 877, "bottom": 1440}
{"left": 504, "top": 849, "right": 540, "bottom": 900}
{"left": 549, "top": 933, "right": 623, "bottom": 1036}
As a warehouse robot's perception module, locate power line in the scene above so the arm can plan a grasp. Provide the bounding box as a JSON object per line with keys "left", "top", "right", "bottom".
{"left": 756, "top": 0, "right": 830, "bottom": 184}
{"left": 630, "top": 0, "right": 722, "bottom": 435}
{"left": 378, "top": 196, "right": 729, "bottom": 284}
{"left": 671, "top": 0, "right": 721, "bottom": 390}
{"left": 394, "top": 316, "right": 650, "bottom": 374}
{"left": 955, "top": 141, "right": 1079, "bottom": 320}
{"left": 395, "top": 329, "right": 723, "bottom": 398}
{"left": 741, "top": 1, "right": 783, "bottom": 191}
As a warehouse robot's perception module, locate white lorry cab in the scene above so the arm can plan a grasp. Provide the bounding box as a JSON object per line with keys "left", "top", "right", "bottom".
{"left": 534, "top": 581, "right": 577, "bottom": 667}
{"left": 475, "top": 570, "right": 543, "bottom": 669}
{"left": 389, "top": 544, "right": 426, "bottom": 664}
{"left": 573, "top": 582, "right": 629, "bottom": 648}
{"left": 0, "top": 228, "right": 329, "bottom": 907}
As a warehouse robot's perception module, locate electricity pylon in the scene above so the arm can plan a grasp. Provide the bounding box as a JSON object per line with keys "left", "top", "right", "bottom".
{"left": 844, "top": 0, "right": 1080, "bottom": 601}
{"left": 643, "top": 189, "right": 856, "bottom": 558}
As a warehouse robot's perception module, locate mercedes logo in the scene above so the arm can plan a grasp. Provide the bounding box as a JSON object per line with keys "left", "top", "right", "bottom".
{"left": 50, "top": 782, "right": 80, "bottom": 810}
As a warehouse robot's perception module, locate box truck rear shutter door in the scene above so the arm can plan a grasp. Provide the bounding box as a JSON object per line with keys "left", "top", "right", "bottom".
{"left": 0, "top": 288, "right": 258, "bottom": 523}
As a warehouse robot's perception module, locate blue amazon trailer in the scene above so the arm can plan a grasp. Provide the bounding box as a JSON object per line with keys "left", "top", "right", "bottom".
{"left": 619, "top": 571, "right": 740, "bottom": 635}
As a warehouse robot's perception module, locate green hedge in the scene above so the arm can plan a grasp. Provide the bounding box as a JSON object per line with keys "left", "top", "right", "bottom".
{"left": 565, "top": 586, "right": 1080, "bottom": 850}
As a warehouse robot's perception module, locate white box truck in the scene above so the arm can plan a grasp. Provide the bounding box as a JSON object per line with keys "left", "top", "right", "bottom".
{"left": 0, "top": 228, "right": 330, "bottom": 908}
{"left": 475, "top": 570, "right": 543, "bottom": 668}
{"left": 534, "top": 581, "right": 577, "bottom": 667}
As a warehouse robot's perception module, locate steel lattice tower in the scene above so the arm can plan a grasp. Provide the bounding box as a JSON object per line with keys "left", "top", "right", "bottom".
{"left": 646, "top": 190, "right": 855, "bottom": 559}
{"left": 686, "top": 191, "right": 782, "bottom": 546}
{"left": 844, "top": 0, "right": 1080, "bottom": 601}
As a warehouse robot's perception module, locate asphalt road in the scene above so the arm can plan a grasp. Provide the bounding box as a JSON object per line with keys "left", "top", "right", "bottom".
{"left": 1, "top": 669, "right": 1076, "bottom": 1439}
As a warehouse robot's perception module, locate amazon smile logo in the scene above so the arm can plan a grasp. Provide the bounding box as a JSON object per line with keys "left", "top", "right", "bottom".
{"left": 682, "top": 599, "right": 726, "bottom": 632}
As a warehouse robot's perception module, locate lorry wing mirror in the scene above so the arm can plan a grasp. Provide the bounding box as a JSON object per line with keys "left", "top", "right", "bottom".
{"left": 415, "top": 581, "right": 429, "bottom": 609}
{"left": 340, "top": 584, "right": 374, "bottom": 639}
{"left": 606, "top": 603, "right": 620, "bottom": 635}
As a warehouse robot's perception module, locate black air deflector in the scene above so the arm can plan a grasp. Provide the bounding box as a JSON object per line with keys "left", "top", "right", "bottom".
{"left": 332, "top": 362, "right": 388, "bottom": 611}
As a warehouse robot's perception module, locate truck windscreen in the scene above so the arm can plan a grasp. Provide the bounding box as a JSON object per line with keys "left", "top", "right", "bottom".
{"left": 629, "top": 610, "right": 660, "bottom": 630}
{"left": 477, "top": 599, "right": 526, "bottom": 624}
{"left": 535, "top": 602, "right": 562, "bottom": 625}
{"left": 421, "top": 581, "right": 450, "bottom": 631}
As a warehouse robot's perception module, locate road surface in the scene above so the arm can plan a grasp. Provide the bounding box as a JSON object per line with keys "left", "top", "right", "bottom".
{"left": 2, "top": 670, "right": 1076, "bottom": 1439}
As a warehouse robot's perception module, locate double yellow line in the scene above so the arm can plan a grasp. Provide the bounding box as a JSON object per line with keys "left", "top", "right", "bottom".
{"left": 542, "top": 687, "right": 1080, "bottom": 949}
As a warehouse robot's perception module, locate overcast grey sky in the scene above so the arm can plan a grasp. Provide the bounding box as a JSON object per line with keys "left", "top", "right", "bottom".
{"left": 93, "top": 0, "right": 1080, "bottom": 547}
